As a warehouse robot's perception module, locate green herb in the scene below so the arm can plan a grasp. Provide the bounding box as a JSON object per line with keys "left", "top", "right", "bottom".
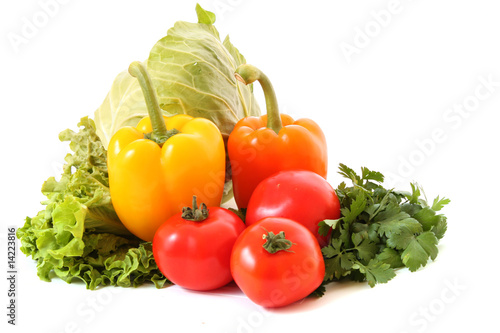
{"left": 17, "top": 117, "right": 169, "bottom": 289}
{"left": 318, "top": 164, "right": 449, "bottom": 289}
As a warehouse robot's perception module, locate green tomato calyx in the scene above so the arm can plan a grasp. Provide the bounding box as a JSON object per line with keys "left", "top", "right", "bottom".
{"left": 262, "top": 229, "right": 295, "bottom": 254}
{"left": 182, "top": 196, "right": 209, "bottom": 222}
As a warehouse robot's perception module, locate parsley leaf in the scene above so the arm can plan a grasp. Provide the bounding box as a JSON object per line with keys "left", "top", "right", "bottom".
{"left": 406, "top": 183, "right": 422, "bottom": 204}
{"left": 432, "top": 216, "right": 448, "bottom": 239}
{"left": 431, "top": 196, "right": 451, "bottom": 211}
{"left": 375, "top": 209, "right": 423, "bottom": 239}
{"left": 352, "top": 233, "right": 378, "bottom": 261}
{"left": 338, "top": 163, "right": 362, "bottom": 185}
{"left": 376, "top": 247, "right": 404, "bottom": 268}
{"left": 361, "top": 167, "right": 384, "bottom": 184}
{"left": 343, "top": 194, "right": 367, "bottom": 224}
{"left": 386, "top": 226, "right": 416, "bottom": 250}
{"left": 318, "top": 164, "right": 449, "bottom": 292}
{"left": 318, "top": 218, "right": 341, "bottom": 237}
{"left": 352, "top": 259, "right": 396, "bottom": 287}
{"left": 401, "top": 231, "right": 439, "bottom": 272}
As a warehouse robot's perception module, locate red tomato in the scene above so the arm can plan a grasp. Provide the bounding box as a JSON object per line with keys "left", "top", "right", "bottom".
{"left": 245, "top": 170, "right": 341, "bottom": 247}
{"left": 153, "top": 200, "right": 246, "bottom": 291}
{"left": 230, "top": 217, "right": 325, "bottom": 308}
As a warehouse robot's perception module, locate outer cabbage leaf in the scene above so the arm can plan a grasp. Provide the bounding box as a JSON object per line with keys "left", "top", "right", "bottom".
{"left": 94, "top": 71, "right": 146, "bottom": 149}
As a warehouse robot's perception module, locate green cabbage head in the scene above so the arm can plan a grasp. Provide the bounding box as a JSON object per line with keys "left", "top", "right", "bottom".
{"left": 94, "top": 4, "right": 261, "bottom": 148}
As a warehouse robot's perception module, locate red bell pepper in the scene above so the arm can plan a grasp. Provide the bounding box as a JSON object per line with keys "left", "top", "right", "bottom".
{"left": 228, "top": 64, "right": 328, "bottom": 209}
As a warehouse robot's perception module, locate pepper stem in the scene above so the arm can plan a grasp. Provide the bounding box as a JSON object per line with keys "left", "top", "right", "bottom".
{"left": 235, "top": 64, "right": 282, "bottom": 134}
{"left": 128, "top": 61, "right": 173, "bottom": 145}
{"left": 262, "top": 229, "right": 295, "bottom": 254}
{"left": 181, "top": 196, "right": 209, "bottom": 222}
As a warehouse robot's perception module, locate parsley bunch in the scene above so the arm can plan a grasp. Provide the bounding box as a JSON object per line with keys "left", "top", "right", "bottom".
{"left": 318, "top": 164, "right": 449, "bottom": 290}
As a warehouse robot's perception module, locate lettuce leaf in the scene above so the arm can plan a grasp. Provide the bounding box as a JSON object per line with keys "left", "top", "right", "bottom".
{"left": 94, "top": 4, "right": 260, "bottom": 149}
{"left": 17, "top": 117, "right": 169, "bottom": 289}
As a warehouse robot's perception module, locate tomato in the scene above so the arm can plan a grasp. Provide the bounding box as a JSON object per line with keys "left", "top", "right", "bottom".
{"left": 230, "top": 217, "right": 325, "bottom": 308}
{"left": 153, "top": 197, "right": 246, "bottom": 291}
{"left": 245, "top": 170, "right": 341, "bottom": 247}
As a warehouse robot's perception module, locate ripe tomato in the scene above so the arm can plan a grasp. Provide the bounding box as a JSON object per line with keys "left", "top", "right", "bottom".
{"left": 245, "top": 170, "right": 341, "bottom": 247}
{"left": 230, "top": 217, "right": 325, "bottom": 308}
{"left": 153, "top": 197, "right": 246, "bottom": 291}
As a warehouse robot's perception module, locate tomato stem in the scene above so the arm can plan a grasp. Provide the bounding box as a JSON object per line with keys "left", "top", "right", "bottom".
{"left": 262, "top": 229, "right": 295, "bottom": 254}
{"left": 235, "top": 64, "right": 282, "bottom": 135}
{"left": 182, "top": 196, "right": 209, "bottom": 222}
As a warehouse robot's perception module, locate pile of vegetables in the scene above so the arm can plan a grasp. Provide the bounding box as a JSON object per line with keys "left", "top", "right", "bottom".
{"left": 17, "top": 4, "right": 448, "bottom": 308}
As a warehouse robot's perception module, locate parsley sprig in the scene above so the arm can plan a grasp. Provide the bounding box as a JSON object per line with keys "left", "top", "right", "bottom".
{"left": 317, "top": 164, "right": 449, "bottom": 292}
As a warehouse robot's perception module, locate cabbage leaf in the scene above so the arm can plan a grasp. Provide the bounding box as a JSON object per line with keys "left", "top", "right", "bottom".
{"left": 95, "top": 4, "right": 260, "bottom": 148}
{"left": 93, "top": 71, "right": 146, "bottom": 149}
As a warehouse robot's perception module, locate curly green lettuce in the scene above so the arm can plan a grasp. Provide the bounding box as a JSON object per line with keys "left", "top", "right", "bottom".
{"left": 17, "top": 117, "right": 169, "bottom": 289}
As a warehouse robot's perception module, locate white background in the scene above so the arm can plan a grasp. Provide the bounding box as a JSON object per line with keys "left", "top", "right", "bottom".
{"left": 1, "top": 0, "right": 499, "bottom": 332}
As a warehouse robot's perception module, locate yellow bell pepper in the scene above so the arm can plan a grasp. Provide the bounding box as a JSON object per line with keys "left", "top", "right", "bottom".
{"left": 107, "top": 61, "right": 225, "bottom": 241}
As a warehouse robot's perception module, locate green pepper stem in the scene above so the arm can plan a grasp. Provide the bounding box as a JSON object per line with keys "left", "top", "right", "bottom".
{"left": 235, "top": 64, "right": 282, "bottom": 134}
{"left": 128, "top": 61, "right": 169, "bottom": 144}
